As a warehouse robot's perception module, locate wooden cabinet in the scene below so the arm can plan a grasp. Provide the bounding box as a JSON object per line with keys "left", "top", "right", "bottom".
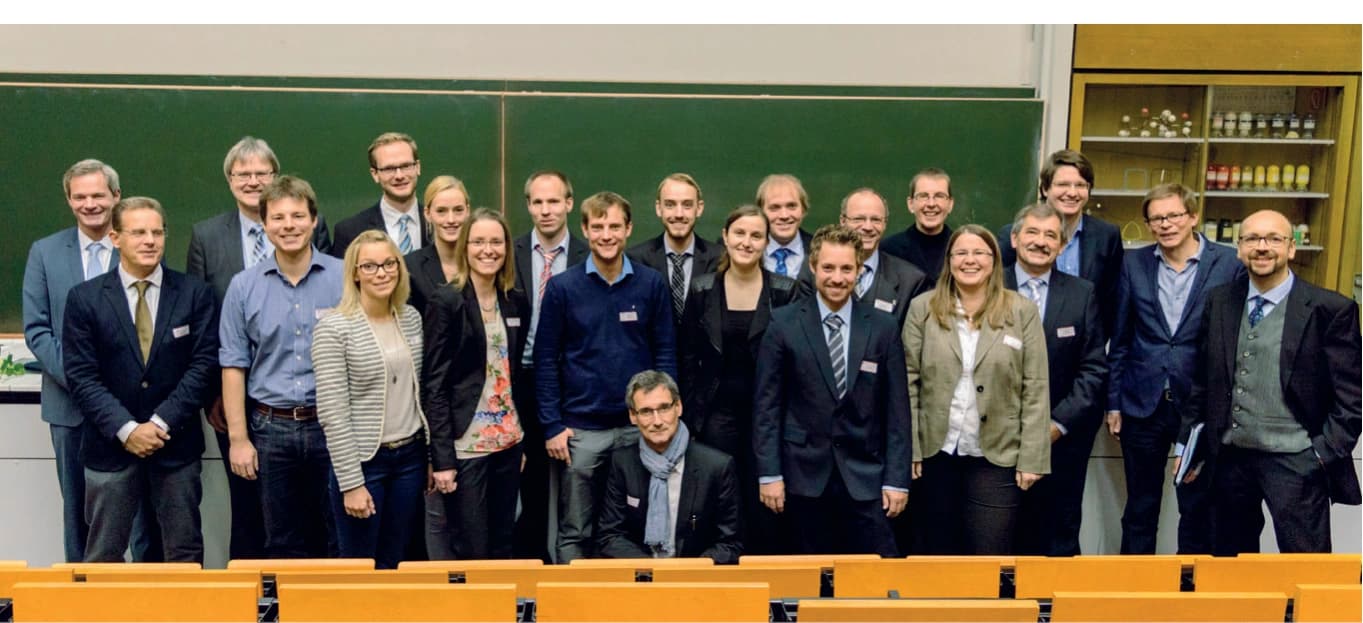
{"left": 1069, "top": 73, "right": 1358, "bottom": 292}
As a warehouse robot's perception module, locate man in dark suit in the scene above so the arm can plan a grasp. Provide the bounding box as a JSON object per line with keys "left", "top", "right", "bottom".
{"left": 1003, "top": 203, "right": 1107, "bottom": 556}
{"left": 756, "top": 174, "right": 814, "bottom": 282}
{"left": 330, "top": 132, "right": 429, "bottom": 257}
{"left": 812, "top": 188, "right": 928, "bottom": 328}
{"left": 62, "top": 197, "right": 218, "bottom": 562}
{"left": 512, "top": 170, "right": 589, "bottom": 561}
{"left": 1178, "top": 209, "right": 1360, "bottom": 554}
{"left": 1106, "top": 183, "right": 1245, "bottom": 554}
{"left": 880, "top": 167, "right": 955, "bottom": 286}
{"left": 999, "top": 150, "right": 1124, "bottom": 338}
{"left": 753, "top": 225, "right": 911, "bottom": 556}
{"left": 627, "top": 173, "right": 722, "bottom": 326}
{"left": 184, "top": 136, "right": 330, "bottom": 560}
{"left": 597, "top": 370, "right": 742, "bottom": 563}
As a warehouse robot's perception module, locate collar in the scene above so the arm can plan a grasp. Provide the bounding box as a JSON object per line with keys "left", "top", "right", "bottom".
{"left": 1072, "top": 215, "right": 1086, "bottom": 235}
{"left": 118, "top": 263, "right": 163, "bottom": 289}
{"left": 77, "top": 228, "right": 112, "bottom": 251}
{"left": 532, "top": 229, "right": 569, "bottom": 255}
{"left": 1013, "top": 263, "right": 1052, "bottom": 287}
{"left": 238, "top": 211, "right": 263, "bottom": 236}
{"left": 585, "top": 254, "right": 634, "bottom": 285}
{"left": 863, "top": 249, "right": 881, "bottom": 274}
{"left": 261, "top": 249, "right": 330, "bottom": 277}
{"left": 1155, "top": 232, "right": 1206, "bottom": 265}
{"left": 665, "top": 234, "right": 696, "bottom": 258}
{"left": 1249, "top": 271, "right": 1294, "bottom": 305}
{"left": 379, "top": 196, "right": 420, "bottom": 227}
{"left": 767, "top": 234, "right": 804, "bottom": 258}
{"left": 815, "top": 293, "right": 853, "bottom": 327}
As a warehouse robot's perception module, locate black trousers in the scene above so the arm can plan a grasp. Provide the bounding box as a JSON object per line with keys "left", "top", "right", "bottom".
{"left": 908, "top": 453, "right": 1021, "bottom": 555}
{"left": 1016, "top": 421, "right": 1100, "bottom": 556}
{"left": 512, "top": 367, "right": 552, "bottom": 561}
{"left": 703, "top": 405, "right": 794, "bottom": 555}
{"left": 1118, "top": 399, "right": 1213, "bottom": 554}
{"left": 1212, "top": 445, "right": 1332, "bottom": 554}
{"left": 786, "top": 468, "right": 897, "bottom": 557}
{"left": 444, "top": 443, "right": 524, "bottom": 560}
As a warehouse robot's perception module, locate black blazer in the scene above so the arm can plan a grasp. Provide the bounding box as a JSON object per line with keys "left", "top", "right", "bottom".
{"left": 185, "top": 210, "right": 332, "bottom": 305}
{"left": 405, "top": 245, "right": 449, "bottom": 320}
{"left": 797, "top": 250, "right": 928, "bottom": 328}
{"left": 677, "top": 270, "right": 798, "bottom": 440}
{"left": 1183, "top": 276, "right": 1362, "bottom": 505}
{"left": 627, "top": 233, "right": 723, "bottom": 291}
{"left": 596, "top": 441, "right": 743, "bottom": 563}
{"left": 421, "top": 281, "right": 531, "bottom": 470}
{"left": 1004, "top": 268, "right": 1107, "bottom": 434}
{"left": 753, "top": 297, "right": 912, "bottom": 501}
{"left": 999, "top": 215, "right": 1124, "bottom": 338}
{"left": 62, "top": 269, "right": 218, "bottom": 472}
{"left": 512, "top": 231, "right": 590, "bottom": 300}
{"left": 330, "top": 202, "right": 429, "bottom": 259}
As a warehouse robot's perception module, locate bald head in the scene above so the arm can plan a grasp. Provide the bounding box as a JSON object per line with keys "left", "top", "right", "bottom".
{"left": 1242, "top": 209, "right": 1292, "bottom": 235}
{"left": 840, "top": 188, "right": 889, "bottom": 252}
{"left": 1237, "top": 209, "right": 1295, "bottom": 289}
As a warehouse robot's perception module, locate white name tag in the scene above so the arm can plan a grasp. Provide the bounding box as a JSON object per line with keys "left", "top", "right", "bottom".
{"left": 620, "top": 311, "right": 638, "bottom": 323}
{"left": 626, "top": 495, "right": 640, "bottom": 508}
{"left": 1057, "top": 326, "right": 1076, "bottom": 338}
{"left": 506, "top": 317, "right": 521, "bottom": 327}
{"left": 315, "top": 307, "right": 333, "bottom": 320}
{"left": 860, "top": 360, "right": 878, "bottom": 374}
{"left": 874, "top": 299, "right": 895, "bottom": 313}
{"left": 1003, "top": 335, "right": 1023, "bottom": 350}
{"left": 172, "top": 325, "right": 190, "bottom": 339}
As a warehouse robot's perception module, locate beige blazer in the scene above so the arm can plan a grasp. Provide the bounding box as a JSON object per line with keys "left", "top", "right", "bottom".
{"left": 902, "top": 291, "right": 1050, "bottom": 474}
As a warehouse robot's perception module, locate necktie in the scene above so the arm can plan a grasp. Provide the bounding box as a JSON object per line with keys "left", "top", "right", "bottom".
{"left": 771, "top": 247, "right": 793, "bottom": 277}
{"left": 1026, "top": 278, "right": 1045, "bottom": 309}
{"left": 133, "top": 281, "right": 153, "bottom": 363}
{"left": 1248, "top": 296, "right": 1267, "bottom": 328}
{"left": 537, "top": 245, "right": 563, "bottom": 303}
{"left": 668, "top": 252, "right": 688, "bottom": 320}
{"left": 249, "top": 225, "right": 267, "bottom": 268}
{"left": 397, "top": 215, "right": 413, "bottom": 254}
{"left": 85, "top": 242, "right": 104, "bottom": 281}
{"left": 856, "top": 264, "right": 871, "bottom": 298}
{"left": 824, "top": 314, "right": 846, "bottom": 399}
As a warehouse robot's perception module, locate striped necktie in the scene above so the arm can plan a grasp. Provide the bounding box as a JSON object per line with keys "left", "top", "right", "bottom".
{"left": 397, "top": 215, "right": 414, "bottom": 254}
{"left": 668, "top": 252, "right": 688, "bottom": 320}
{"left": 249, "top": 225, "right": 267, "bottom": 267}
{"left": 825, "top": 314, "right": 846, "bottom": 399}
{"left": 537, "top": 245, "right": 563, "bottom": 303}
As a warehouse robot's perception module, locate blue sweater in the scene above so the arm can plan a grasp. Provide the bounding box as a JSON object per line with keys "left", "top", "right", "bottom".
{"left": 533, "top": 256, "right": 677, "bottom": 439}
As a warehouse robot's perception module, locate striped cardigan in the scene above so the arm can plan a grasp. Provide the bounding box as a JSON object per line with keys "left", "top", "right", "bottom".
{"left": 312, "top": 304, "right": 427, "bottom": 491}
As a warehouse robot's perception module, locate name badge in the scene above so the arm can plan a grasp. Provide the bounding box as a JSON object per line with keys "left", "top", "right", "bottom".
{"left": 1003, "top": 335, "right": 1023, "bottom": 350}
{"left": 315, "top": 307, "right": 333, "bottom": 320}
{"left": 874, "top": 298, "right": 895, "bottom": 313}
{"left": 506, "top": 317, "right": 521, "bottom": 328}
{"left": 172, "top": 325, "right": 190, "bottom": 339}
{"left": 626, "top": 495, "right": 640, "bottom": 508}
{"left": 620, "top": 311, "right": 639, "bottom": 323}
{"left": 860, "top": 360, "right": 878, "bottom": 374}
{"left": 1057, "top": 326, "right": 1076, "bottom": 338}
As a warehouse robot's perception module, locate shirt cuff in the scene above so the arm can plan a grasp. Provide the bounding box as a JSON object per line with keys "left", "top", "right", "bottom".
{"left": 116, "top": 421, "right": 138, "bottom": 444}
{"left": 882, "top": 486, "right": 908, "bottom": 493}
{"left": 758, "top": 475, "right": 783, "bottom": 485}
{"left": 1052, "top": 419, "right": 1068, "bottom": 436}
{"left": 150, "top": 415, "right": 169, "bottom": 432}
{"left": 1173, "top": 442, "right": 1186, "bottom": 457}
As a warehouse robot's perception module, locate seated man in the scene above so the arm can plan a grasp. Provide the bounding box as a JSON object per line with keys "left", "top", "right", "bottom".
{"left": 596, "top": 370, "right": 742, "bottom": 563}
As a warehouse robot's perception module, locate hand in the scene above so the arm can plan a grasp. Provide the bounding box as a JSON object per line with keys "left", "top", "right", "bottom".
{"left": 1049, "top": 423, "right": 1063, "bottom": 443}
{"left": 205, "top": 396, "right": 228, "bottom": 434}
{"left": 432, "top": 468, "right": 457, "bottom": 494}
{"left": 912, "top": 461, "right": 923, "bottom": 479}
{"left": 882, "top": 489, "right": 908, "bottom": 518}
{"left": 546, "top": 429, "right": 575, "bottom": 465}
{"left": 759, "top": 481, "right": 785, "bottom": 514}
{"left": 521, "top": 453, "right": 527, "bottom": 473}
{"left": 1015, "top": 471, "right": 1043, "bottom": 491}
{"left": 343, "top": 486, "right": 376, "bottom": 519}
{"left": 1171, "top": 457, "right": 1202, "bottom": 484}
{"left": 1105, "top": 411, "right": 1122, "bottom": 437}
{"left": 229, "top": 438, "right": 259, "bottom": 480}
{"left": 123, "top": 422, "right": 169, "bottom": 458}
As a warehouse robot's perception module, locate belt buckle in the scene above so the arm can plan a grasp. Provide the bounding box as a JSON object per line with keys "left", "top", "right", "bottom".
{"left": 290, "top": 406, "right": 308, "bottom": 420}
{"left": 1163, "top": 388, "right": 1175, "bottom": 402}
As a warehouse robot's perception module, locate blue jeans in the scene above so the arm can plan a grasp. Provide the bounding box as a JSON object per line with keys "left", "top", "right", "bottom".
{"left": 251, "top": 411, "right": 335, "bottom": 558}
{"left": 329, "top": 437, "right": 427, "bottom": 569}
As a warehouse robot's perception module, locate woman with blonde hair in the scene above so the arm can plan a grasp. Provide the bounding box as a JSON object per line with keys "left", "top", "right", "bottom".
{"left": 313, "top": 229, "right": 427, "bottom": 568}
{"left": 902, "top": 224, "right": 1049, "bottom": 555}
{"left": 407, "top": 175, "right": 471, "bottom": 316}
{"left": 423, "top": 208, "right": 531, "bottom": 559}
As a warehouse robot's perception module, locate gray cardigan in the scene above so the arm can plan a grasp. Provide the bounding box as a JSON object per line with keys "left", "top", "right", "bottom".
{"left": 313, "top": 304, "right": 427, "bottom": 491}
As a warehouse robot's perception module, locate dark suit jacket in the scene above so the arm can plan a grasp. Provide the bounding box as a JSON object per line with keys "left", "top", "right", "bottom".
{"left": 186, "top": 209, "right": 332, "bottom": 305}
{"left": 62, "top": 269, "right": 218, "bottom": 472}
{"left": 1107, "top": 237, "right": 1245, "bottom": 419}
{"left": 677, "top": 270, "right": 798, "bottom": 439}
{"left": 596, "top": 441, "right": 743, "bottom": 563}
{"left": 330, "top": 202, "right": 427, "bottom": 258}
{"left": 405, "top": 245, "right": 449, "bottom": 320}
{"left": 421, "top": 281, "right": 530, "bottom": 470}
{"left": 753, "top": 297, "right": 912, "bottom": 501}
{"left": 999, "top": 215, "right": 1124, "bottom": 337}
{"left": 1182, "top": 276, "right": 1362, "bottom": 505}
{"left": 777, "top": 229, "right": 816, "bottom": 283}
{"left": 797, "top": 250, "right": 928, "bottom": 328}
{"left": 627, "top": 234, "right": 723, "bottom": 302}
{"left": 512, "top": 231, "right": 590, "bottom": 301}
{"left": 1004, "top": 268, "right": 1107, "bottom": 435}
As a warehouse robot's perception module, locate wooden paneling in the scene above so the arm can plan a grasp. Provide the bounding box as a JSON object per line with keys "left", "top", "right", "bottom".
{"left": 1075, "top": 25, "right": 1361, "bottom": 73}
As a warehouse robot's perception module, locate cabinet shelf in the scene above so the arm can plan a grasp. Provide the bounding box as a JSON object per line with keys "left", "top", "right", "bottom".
{"left": 1202, "top": 191, "right": 1329, "bottom": 199}
{"left": 1207, "top": 137, "right": 1335, "bottom": 145}
{"left": 1123, "top": 240, "right": 1324, "bottom": 252}
{"left": 1081, "top": 136, "right": 1202, "bottom": 144}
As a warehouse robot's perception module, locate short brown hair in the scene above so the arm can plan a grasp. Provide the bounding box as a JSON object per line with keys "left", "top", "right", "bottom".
{"left": 657, "top": 173, "right": 703, "bottom": 202}
{"left": 450, "top": 208, "right": 517, "bottom": 294}
{"left": 1039, "top": 150, "right": 1095, "bottom": 198}
{"left": 1141, "top": 183, "right": 1199, "bottom": 219}
{"left": 258, "top": 175, "right": 318, "bottom": 221}
{"left": 112, "top": 196, "right": 165, "bottom": 231}
{"left": 524, "top": 170, "right": 574, "bottom": 201}
{"left": 808, "top": 224, "right": 865, "bottom": 269}
{"left": 581, "top": 191, "right": 632, "bottom": 226}
{"left": 367, "top": 132, "right": 418, "bottom": 168}
{"left": 1011, "top": 202, "right": 1069, "bottom": 247}
{"left": 909, "top": 167, "right": 952, "bottom": 198}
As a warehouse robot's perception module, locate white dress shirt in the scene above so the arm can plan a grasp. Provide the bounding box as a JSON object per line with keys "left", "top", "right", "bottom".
{"left": 941, "top": 305, "right": 984, "bottom": 457}
{"left": 380, "top": 197, "right": 423, "bottom": 252}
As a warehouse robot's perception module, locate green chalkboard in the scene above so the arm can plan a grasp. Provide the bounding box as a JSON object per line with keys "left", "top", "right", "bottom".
{"left": 1, "top": 77, "right": 1041, "bottom": 332}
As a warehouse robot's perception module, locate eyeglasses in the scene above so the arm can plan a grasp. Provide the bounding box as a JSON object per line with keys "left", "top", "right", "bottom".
{"left": 632, "top": 401, "right": 676, "bottom": 419}
{"left": 912, "top": 192, "right": 952, "bottom": 202}
{"left": 230, "top": 171, "right": 276, "bottom": 182}
{"left": 357, "top": 258, "right": 400, "bottom": 275}
{"left": 467, "top": 238, "right": 505, "bottom": 249}
{"left": 1145, "top": 211, "right": 1189, "bottom": 225}
{"left": 950, "top": 249, "right": 994, "bottom": 260}
{"left": 374, "top": 162, "right": 419, "bottom": 177}
{"left": 1051, "top": 181, "right": 1091, "bottom": 191}
{"left": 1239, "top": 234, "right": 1290, "bottom": 248}
{"left": 843, "top": 215, "right": 886, "bottom": 226}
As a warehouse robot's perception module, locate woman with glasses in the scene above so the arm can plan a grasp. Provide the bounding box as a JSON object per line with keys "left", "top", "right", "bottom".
{"left": 422, "top": 208, "right": 530, "bottom": 559}
{"left": 313, "top": 230, "right": 428, "bottom": 568}
{"left": 407, "top": 176, "right": 471, "bottom": 317}
{"left": 677, "top": 204, "right": 799, "bottom": 553}
{"left": 902, "top": 225, "right": 1049, "bottom": 555}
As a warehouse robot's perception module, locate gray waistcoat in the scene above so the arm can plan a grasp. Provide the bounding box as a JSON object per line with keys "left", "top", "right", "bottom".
{"left": 1221, "top": 301, "right": 1311, "bottom": 453}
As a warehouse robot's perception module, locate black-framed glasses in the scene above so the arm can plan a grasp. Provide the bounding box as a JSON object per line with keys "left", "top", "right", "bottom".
{"left": 1145, "top": 211, "right": 1189, "bottom": 225}
{"left": 632, "top": 401, "right": 676, "bottom": 419}
{"left": 374, "top": 162, "right": 419, "bottom": 177}
{"left": 1239, "top": 234, "right": 1290, "bottom": 248}
{"left": 357, "top": 258, "right": 400, "bottom": 275}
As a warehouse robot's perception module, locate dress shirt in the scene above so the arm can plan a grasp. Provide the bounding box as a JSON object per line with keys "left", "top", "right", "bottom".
{"left": 586, "top": 253, "right": 635, "bottom": 286}
{"left": 1056, "top": 217, "right": 1083, "bottom": 276}
{"left": 522, "top": 230, "right": 571, "bottom": 366}
{"left": 114, "top": 264, "right": 169, "bottom": 443}
{"left": 857, "top": 250, "right": 881, "bottom": 298}
{"left": 1155, "top": 234, "right": 1205, "bottom": 335}
{"left": 77, "top": 229, "right": 112, "bottom": 278}
{"left": 1247, "top": 271, "right": 1294, "bottom": 322}
{"left": 379, "top": 196, "right": 422, "bottom": 252}
{"left": 238, "top": 211, "right": 275, "bottom": 269}
{"left": 765, "top": 236, "right": 805, "bottom": 276}
{"left": 665, "top": 235, "right": 698, "bottom": 291}
{"left": 1012, "top": 264, "right": 1051, "bottom": 320}
{"left": 816, "top": 295, "right": 852, "bottom": 373}
{"left": 941, "top": 305, "right": 984, "bottom": 457}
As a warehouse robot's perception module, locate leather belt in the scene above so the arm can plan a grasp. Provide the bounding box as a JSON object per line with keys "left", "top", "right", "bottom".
{"left": 380, "top": 431, "right": 424, "bottom": 451}
{"left": 255, "top": 403, "right": 317, "bottom": 420}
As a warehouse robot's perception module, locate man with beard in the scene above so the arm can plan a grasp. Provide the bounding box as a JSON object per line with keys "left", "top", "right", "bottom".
{"left": 331, "top": 132, "right": 429, "bottom": 257}
{"left": 628, "top": 173, "right": 722, "bottom": 327}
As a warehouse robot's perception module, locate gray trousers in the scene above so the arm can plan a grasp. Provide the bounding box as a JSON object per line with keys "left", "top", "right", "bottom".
{"left": 84, "top": 460, "right": 203, "bottom": 563}
{"left": 551, "top": 425, "right": 638, "bottom": 562}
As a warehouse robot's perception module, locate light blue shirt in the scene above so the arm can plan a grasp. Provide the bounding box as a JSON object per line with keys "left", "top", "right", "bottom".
{"left": 857, "top": 250, "right": 881, "bottom": 298}
{"left": 765, "top": 236, "right": 805, "bottom": 276}
{"left": 585, "top": 253, "right": 635, "bottom": 286}
{"left": 219, "top": 251, "right": 343, "bottom": 407}
{"left": 1012, "top": 264, "right": 1051, "bottom": 320}
{"left": 1155, "top": 234, "right": 1205, "bottom": 336}
{"left": 1247, "top": 271, "right": 1294, "bottom": 322}
{"left": 1056, "top": 216, "right": 1083, "bottom": 277}
{"left": 815, "top": 295, "right": 852, "bottom": 372}
{"left": 522, "top": 231, "right": 571, "bottom": 366}
{"left": 237, "top": 212, "right": 274, "bottom": 269}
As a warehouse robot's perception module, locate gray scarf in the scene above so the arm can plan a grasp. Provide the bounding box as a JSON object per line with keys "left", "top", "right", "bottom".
{"left": 639, "top": 421, "right": 689, "bottom": 554}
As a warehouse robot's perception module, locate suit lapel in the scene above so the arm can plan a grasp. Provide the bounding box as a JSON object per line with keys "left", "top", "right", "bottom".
{"left": 225, "top": 212, "right": 246, "bottom": 274}
{"left": 65, "top": 230, "right": 85, "bottom": 285}
{"left": 101, "top": 275, "right": 144, "bottom": 370}
{"left": 844, "top": 304, "right": 872, "bottom": 394}
{"left": 515, "top": 235, "right": 533, "bottom": 294}
{"left": 1175, "top": 241, "right": 1221, "bottom": 335}
{"left": 1278, "top": 279, "right": 1311, "bottom": 390}
{"left": 801, "top": 303, "right": 840, "bottom": 399}
{"left": 674, "top": 447, "right": 700, "bottom": 552}
{"left": 702, "top": 279, "right": 723, "bottom": 354}
{"left": 419, "top": 249, "right": 447, "bottom": 289}
{"left": 973, "top": 320, "right": 1003, "bottom": 372}
{"left": 748, "top": 275, "right": 774, "bottom": 343}
{"left": 147, "top": 271, "right": 181, "bottom": 366}
{"left": 1145, "top": 253, "right": 1174, "bottom": 338}
{"left": 1041, "top": 275, "right": 1064, "bottom": 336}
{"left": 1078, "top": 216, "right": 1099, "bottom": 282}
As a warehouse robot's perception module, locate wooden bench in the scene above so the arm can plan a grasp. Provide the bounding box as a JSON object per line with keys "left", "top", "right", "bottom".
{"left": 81, "top": 569, "right": 263, "bottom": 597}
{"left": 796, "top": 598, "right": 1040, "bottom": 622}
{"left": 463, "top": 566, "right": 635, "bottom": 599}
{"left": 1050, "top": 590, "right": 1288, "bottom": 622}
{"left": 272, "top": 569, "right": 448, "bottom": 587}
{"left": 0, "top": 562, "right": 26, "bottom": 569}
{"left": 9, "top": 581, "right": 258, "bottom": 622}
{"left": 1193, "top": 556, "right": 1361, "bottom": 593}
{"left": 0, "top": 569, "right": 72, "bottom": 599}
{"left": 653, "top": 565, "right": 822, "bottom": 599}
{"left": 833, "top": 558, "right": 1002, "bottom": 598}
{"left": 738, "top": 554, "right": 880, "bottom": 568}
{"left": 568, "top": 557, "right": 715, "bottom": 570}
{"left": 1293, "top": 584, "right": 1363, "bottom": 623}
{"left": 226, "top": 558, "right": 375, "bottom": 573}
{"left": 535, "top": 581, "right": 769, "bottom": 622}
{"left": 276, "top": 583, "right": 517, "bottom": 622}
{"left": 51, "top": 562, "right": 201, "bottom": 576}
{"left": 1013, "top": 555, "right": 1183, "bottom": 598}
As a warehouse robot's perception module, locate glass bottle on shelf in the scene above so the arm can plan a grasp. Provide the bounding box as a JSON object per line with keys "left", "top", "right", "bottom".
{"left": 1266, "top": 165, "right": 1281, "bottom": 191}
{"left": 1302, "top": 114, "right": 1316, "bottom": 139}
{"left": 1254, "top": 114, "right": 1269, "bottom": 138}
{"left": 1211, "top": 111, "right": 1225, "bottom": 137}
{"left": 1238, "top": 112, "right": 1254, "bottom": 138}
{"left": 1270, "top": 113, "right": 1286, "bottom": 138}
{"left": 1282, "top": 164, "right": 1296, "bottom": 189}
{"left": 1295, "top": 164, "right": 1310, "bottom": 191}
{"left": 1286, "top": 113, "right": 1301, "bottom": 138}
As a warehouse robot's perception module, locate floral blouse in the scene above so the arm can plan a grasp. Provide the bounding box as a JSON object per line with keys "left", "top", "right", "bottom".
{"left": 454, "top": 308, "right": 523, "bottom": 458}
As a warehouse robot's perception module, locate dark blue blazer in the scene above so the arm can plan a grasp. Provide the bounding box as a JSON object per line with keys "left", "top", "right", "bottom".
{"left": 753, "top": 297, "right": 912, "bottom": 502}
{"left": 1004, "top": 268, "right": 1107, "bottom": 434}
{"left": 1106, "top": 237, "right": 1245, "bottom": 419}
{"left": 999, "top": 214, "right": 1124, "bottom": 338}
{"left": 62, "top": 268, "right": 219, "bottom": 472}
{"left": 330, "top": 201, "right": 427, "bottom": 259}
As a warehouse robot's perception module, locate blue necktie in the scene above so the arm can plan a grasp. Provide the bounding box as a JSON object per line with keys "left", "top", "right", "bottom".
{"left": 84, "top": 242, "right": 104, "bottom": 281}
{"left": 249, "top": 226, "right": 267, "bottom": 267}
{"left": 398, "top": 215, "right": 413, "bottom": 254}
{"left": 771, "top": 248, "right": 793, "bottom": 277}
{"left": 1248, "top": 296, "right": 1267, "bottom": 328}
